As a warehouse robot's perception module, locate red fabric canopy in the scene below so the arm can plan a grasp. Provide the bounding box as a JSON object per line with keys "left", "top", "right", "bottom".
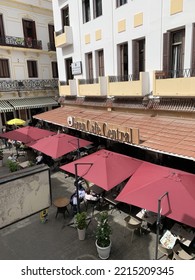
{"left": 27, "top": 133, "right": 92, "bottom": 159}
{"left": 116, "top": 162, "right": 195, "bottom": 228}
{"left": 60, "top": 149, "right": 143, "bottom": 191}
{"left": 0, "top": 126, "right": 56, "bottom": 144}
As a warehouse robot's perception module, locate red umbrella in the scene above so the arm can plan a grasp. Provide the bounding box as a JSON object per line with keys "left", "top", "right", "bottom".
{"left": 27, "top": 133, "right": 92, "bottom": 159}
{"left": 60, "top": 149, "right": 143, "bottom": 191}
{"left": 0, "top": 126, "right": 56, "bottom": 144}
{"left": 116, "top": 162, "right": 195, "bottom": 228}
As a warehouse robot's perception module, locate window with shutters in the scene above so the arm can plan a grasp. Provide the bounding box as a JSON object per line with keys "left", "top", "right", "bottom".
{"left": 22, "top": 19, "right": 37, "bottom": 40}
{"left": 82, "top": 0, "right": 91, "bottom": 23}
{"left": 48, "top": 24, "right": 55, "bottom": 51}
{"left": 0, "top": 59, "right": 10, "bottom": 78}
{"left": 163, "top": 28, "right": 185, "bottom": 78}
{"left": 96, "top": 49, "right": 104, "bottom": 76}
{"left": 86, "top": 52, "right": 93, "bottom": 80}
{"left": 132, "top": 38, "right": 145, "bottom": 80}
{"left": 0, "top": 14, "right": 5, "bottom": 44}
{"left": 191, "top": 23, "right": 195, "bottom": 76}
{"left": 27, "top": 60, "right": 38, "bottom": 78}
{"left": 62, "top": 5, "right": 69, "bottom": 27}
{"left": 93, "top": 0, "right": 102, "bottom": 18}
{"left": 52, "top": 62, "right": 58, "bottom": 78}
{"left": 118, "top": 43, "right": 128, "bottom": 80}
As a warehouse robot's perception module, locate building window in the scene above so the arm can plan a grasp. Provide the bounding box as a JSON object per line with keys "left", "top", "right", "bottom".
{"left": 132, "top": 38, "right": 145, "bottom": 80}
{"left": 22, "top": 19, "right": 37, "bottom": 41}
{"left": 116, "top": 0, "right": 127, "bottom": 8}
{"left": 118, "top": 43, "right": 128, "bottom": 79}
{"left": 0, "top": 59, "right": 10, "bottom": 78}
{"left": 82, "top": 0, "right": 91, "bottom": 23}
{"left": 48, "top": 24, "right": 55, "bottom": 51}
{"left": 52, "top": 62, "right": 58, "bottom": 78}
{"left": 86, "top": 52, "right": 93, "bottom": 80}
{"left": 97, "top": 49, "right": 104, "bottom": 76}
{"left": 62, "top": 5, "right": 69, "bottom": 27}
{"left": 93, "top": 0, "right": 102, "bottom": 18}
{"left": 27, "top": 60, "right": 38, "bottom": 78}
{"left": 65, "top": 58, "right": 73, "bottom": 83}
{"left": 0, "top": 14, "right": 5, "bottom": 38}
{"left": 163, "top": 28, "right": 185, "bottom": 77}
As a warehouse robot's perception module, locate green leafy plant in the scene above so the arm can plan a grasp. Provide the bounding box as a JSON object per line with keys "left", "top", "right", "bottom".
{"left": 95, "top": 211, "right": 112, "bottom": 247}
{"left": 75, "top": 212, "right": 87, "bottom": 230}
{"left": 6, "top": 160, "right": 19, "bottom": 172}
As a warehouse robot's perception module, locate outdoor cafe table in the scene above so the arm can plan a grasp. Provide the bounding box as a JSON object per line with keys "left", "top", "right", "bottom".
{"left": 136, "top": 209, "right": 157, "bottom": 225}
{"left": 53, "top": 197, "right": 70, "bottom": 219}
{"left": 170, "top": 223, "right": 195, "bottom": 247}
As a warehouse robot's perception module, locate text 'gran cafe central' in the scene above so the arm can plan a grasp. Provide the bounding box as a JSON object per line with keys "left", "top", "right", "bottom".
{"left": 67, "top": 116, "right": 140, "bottom": 145}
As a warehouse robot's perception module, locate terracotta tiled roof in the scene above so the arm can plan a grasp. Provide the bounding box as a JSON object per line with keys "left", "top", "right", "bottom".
{"left": 34, "top": 105, "right": 195, "bottom": 160}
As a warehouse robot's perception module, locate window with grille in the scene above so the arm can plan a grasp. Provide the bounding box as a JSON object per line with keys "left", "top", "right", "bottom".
{"left": 0, "top": 59, "right": 10, "bottom": 78}
{"left": 27, "top": 60, "right": 38, "bottom": 78}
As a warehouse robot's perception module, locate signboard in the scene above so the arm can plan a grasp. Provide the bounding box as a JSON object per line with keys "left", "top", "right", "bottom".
{"left": 0, "top": 165, "right": 51, "bottom": 229}
{"left": 71, "top": 61, "right": 82, "bottom": 75}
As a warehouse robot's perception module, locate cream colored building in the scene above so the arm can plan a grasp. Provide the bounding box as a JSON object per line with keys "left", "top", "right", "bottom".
{"left": 0, "top": 0, "right": 59, "bottom": 129}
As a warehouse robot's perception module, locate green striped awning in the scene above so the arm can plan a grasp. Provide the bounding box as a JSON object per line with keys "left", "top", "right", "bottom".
{"left": 8, "top": 97, "right": 58, "bottom": 110}
{"left": 0, "top": 100, "right": 14, "bottom": 112}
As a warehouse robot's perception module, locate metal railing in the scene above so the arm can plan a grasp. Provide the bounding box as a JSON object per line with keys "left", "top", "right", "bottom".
{"left": 0, "top": 36, "right": 42, "bottom": 49}
{"left": 59, "top": 81, "right": 69, "bottom": 86}
{"left": 79, "top": 78, "right": 99, "bottom": 85}
{"left": 0, "top": 79, "right": 58, "bottom": 92}
{"left": 156, "top": 68, "right": 195, "bottom": 79}
{"left": 108, "top": 74, "right": 139, "bottom": 82}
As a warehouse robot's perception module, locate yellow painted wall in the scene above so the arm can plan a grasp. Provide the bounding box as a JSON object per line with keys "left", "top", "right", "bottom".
{"left": 59, "top": 85, "right": 71, "bottom": 96}
{"left": 78, "top": 84, "right": 101, "bottom": 96}
{"left": 118, "top": 19, "right": 126, "bottom": 33}
{"left": 95, "top": 29, "right": 102, "bottom": 41}
{"left": 153, "top": 77, "right": 195, "bottom": 97}
{"left": 108, "top": 81, "right": 142, "bottom": 96}
{"left": 134, "top": 13, "right": 143, "bottom": 27}
{"left": 85, "top": 34, "right": 91, "bottom": 44}
{"left": 170, "top": 0, "right": 183, "bottom": 15}
{"left": 55, "top": 33, "right": 66, "bottom": 47}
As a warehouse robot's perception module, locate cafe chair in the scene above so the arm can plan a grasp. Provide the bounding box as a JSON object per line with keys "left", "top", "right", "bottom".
{"left": 157, "top": 244, "right": 173, "bottom": 260}
{"left": 172, "top": 243, "right": 194, "bottom": 260}
{"left": 124, "top": 215, "right": 142, "bottom": 243}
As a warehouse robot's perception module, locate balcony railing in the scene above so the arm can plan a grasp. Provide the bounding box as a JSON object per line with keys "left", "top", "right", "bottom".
{"left": 0, "top": 79, "right": 58, "bottom": 92}
{"left": 79, "top": 78, "right": 99, "bottom": 85}
{"left": 108, "top": 74, "right": 139, "bottom": 82}
{"left": 0, "top": 36, "right": 42, "bottom": 50}
{"left": 156, "top": 68, "right": 195, "bottom": 79}
{"left": 59, "top": 81, "right": 69, "bottom": 86}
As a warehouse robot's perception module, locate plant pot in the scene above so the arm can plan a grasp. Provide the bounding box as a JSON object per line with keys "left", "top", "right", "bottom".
{"left": 77, "top": 228, "right": 86, "bottom": 240}
{"left": 95, "top": 240, "right": 111, "bottom": 259}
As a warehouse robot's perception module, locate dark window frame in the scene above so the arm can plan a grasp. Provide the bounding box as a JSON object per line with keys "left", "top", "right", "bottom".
{"left": 51, "top": 61, "right": 58, "bottom": 78}
{"left": 97, "top": 49, "right": 104, "bottom": 76}
{"left": 93, "top": 0, "right": 102, "bottom": 18}
{"left": 116, "top": 0, "right": 127, "bottom": 8}
{"left": 82, "top": 0, "right": 91, "bottom": 23}
{"left": 0, "top": 59, "right": 10, "bottom": 78}
{"left": 62, "top": 5, "right": 70, "bottom": 27}
{"left": 27, "top": 60, "right": 38, "bottom": 78}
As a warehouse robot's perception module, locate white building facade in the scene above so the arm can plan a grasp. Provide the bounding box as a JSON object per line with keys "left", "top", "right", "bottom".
{"left": 0, "top": 0, "right": 59, "bottom": 129}
{"left": 53, "top": 0, "right": 195, "bottom": 98}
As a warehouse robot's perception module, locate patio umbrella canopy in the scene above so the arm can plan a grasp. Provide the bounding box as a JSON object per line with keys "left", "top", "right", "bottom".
{"left": 6, "top": 118, "right": 26, "bottom": 126}
{"left": 60, "top": 149, "right": 143, "bottom": 191}
{"left": 27, "top": 133, "right": 92, "bottom": 159}
{"left": 116, "top": 162, "right": 195, "bottom": 228}
{"left": 0, "top": 126, "right": 56, "bottom": 144}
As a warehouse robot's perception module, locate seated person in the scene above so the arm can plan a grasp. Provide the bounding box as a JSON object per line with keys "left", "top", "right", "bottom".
{"left": 7, "top": 153, "right": 17, "bottom": 162}
{"left": 85, "top": 189, "right": 99, "bottom": 202}
{"left": 36, "top": 153, "right": 43, "bottom": 165}
{"left": 70, "top": 185, "right": 86, "bottom": 214}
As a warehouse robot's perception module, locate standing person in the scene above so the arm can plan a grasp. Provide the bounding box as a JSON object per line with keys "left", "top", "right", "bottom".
{"left": 7, "top": 139, "right": 13, "bottom": 150}
{"left": 1, "top": 126, "right": 8, "bottom": 148}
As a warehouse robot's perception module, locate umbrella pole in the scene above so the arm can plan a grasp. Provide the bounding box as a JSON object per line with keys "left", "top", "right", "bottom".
{"left": 74, "top": 163, "right": 80, "bottom": 213}
{"left": 155, "top": 192, "right": 168, "bottom": 260}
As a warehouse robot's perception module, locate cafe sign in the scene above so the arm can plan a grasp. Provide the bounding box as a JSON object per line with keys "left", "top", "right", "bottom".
{"left": 67, "top": 116, "right": 139, "bottom": 144}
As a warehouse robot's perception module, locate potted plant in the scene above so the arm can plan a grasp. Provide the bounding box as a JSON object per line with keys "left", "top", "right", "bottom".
{"left": 6, "top": 159, "right": 19, "bottom": 172}
{"left": 75, "top": 211, "right": 87, "bottom": 240}
{"left": 95, "top": 211, "right": 112, "bottom": 259}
